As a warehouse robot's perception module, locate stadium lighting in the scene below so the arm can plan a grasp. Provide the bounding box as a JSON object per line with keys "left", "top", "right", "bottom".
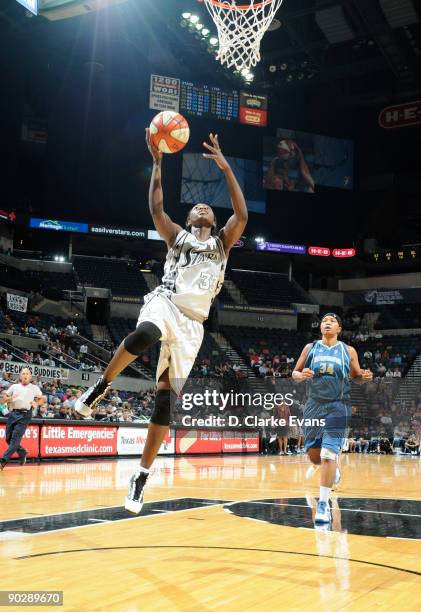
{"left": 241, "top": 67, "right": 250, "bottom": 76}
{"left": 244, "top": 72, "right": 254, "bottom": 81}
{"left": 202, "top": 28, "right": 210, "bottom": 37}
{"left": 255, "top": 236, "right": 265, "bottom": 243}
{"left": 189, "top": 14, "right": 200, "bottom": 24}
{"left": 182, "top": 12, "right": 191, "bottom": 19}
{"left": 209, "top": 36, "right": 218, "bottom": 46}
{"left": 196, "top": 22, "right": 203, "bottom": 30}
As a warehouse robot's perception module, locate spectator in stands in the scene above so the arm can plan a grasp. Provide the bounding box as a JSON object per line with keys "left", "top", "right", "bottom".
{"left": 94, "top": 406, "right": 107, "bottom": 421}
{"left": 49, "top": 323, "right": 59, "bottom": 337}
{"left": 54, "top": 405, "right": 70, "bottom": 420}
{"left": 28, "top": 324, "right": 38, "bottom": 337}
{"left": 258, "top": 362, "right": 269, "bottom": 377}
{"left": 120, "top": 408, "right": 134, "bottom": 422}
{"left": 355, "top": 431, "right": 369, "bottom": 453}
{"left": 0, "top": 391, "right": 9, "bottom": 416}
{"left": 347, "top": 434, "right": 357, "bottom": 452}
{"left": 363, "top": 349, "right": 373, "bottom": 363}
{"left": 385, "top": 368, "right": 394, "bottom": 378}
{"left": 37, "top": 404, "right": 49, "bottom": 418}
{"left": 376, "top": 363, "right": 387, "bottom": 377}
{"left": 66, "top": 321, "right": 78, "bottom": 336}
{"left": 393, "top": 353, "right": 402, "bottom": 367}
{"left": 79, "top": 343, "right": 88, "bottom": 359}
{"left": 393, "top": 368, "right": 402, "bottom": 378}
{"left": 405, "top": 434, "right": 420, "bottom": 455}
{"left": 276, "top": 402, "right": 290, "bottom": 455}
{"left": 393, "top": 422, "right": 407, "bottom": 452}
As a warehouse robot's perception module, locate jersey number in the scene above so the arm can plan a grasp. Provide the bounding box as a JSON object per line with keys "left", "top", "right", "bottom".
{"left": 199, "top": 272, "right": 217, "bottom": 291}
{"left": 319, "top": 363, "right": 334, "bottom": 375}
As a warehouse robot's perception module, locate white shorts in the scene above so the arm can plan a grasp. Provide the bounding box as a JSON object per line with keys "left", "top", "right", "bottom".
{"left": 137, "top": 294, "right": 204, "bottom": 395}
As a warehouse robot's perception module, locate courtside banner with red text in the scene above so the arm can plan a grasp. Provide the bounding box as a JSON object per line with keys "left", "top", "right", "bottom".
{"left": 117, "top": 427, "right": 175, "bottom": 455}
{"left": 222, "top": 431, "right": 259, "bottom": 453}
{"left": 176, "top": 430, "right": 223, "bottom": 454}
{"left": 0, "top": 424, "right": 39, "bottom": 458}
{"left": 40, "top": 424, "right": 117, "bottom": 457}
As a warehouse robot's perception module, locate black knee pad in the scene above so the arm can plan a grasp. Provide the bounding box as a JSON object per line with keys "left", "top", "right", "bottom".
{"left": 150, "top": 389, "right": 173, "bottom": 426}
{"left": 124, "top": 321, "right": 161, "bottom": 356}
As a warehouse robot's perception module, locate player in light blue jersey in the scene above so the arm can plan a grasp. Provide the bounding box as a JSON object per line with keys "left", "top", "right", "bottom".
{"left": 293, "top": 313, "right": 372, "bottom": 524}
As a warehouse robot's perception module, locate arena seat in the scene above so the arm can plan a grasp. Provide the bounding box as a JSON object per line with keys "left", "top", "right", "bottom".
{"left": 73, "top": 256, "right": 150, "bottom": 297}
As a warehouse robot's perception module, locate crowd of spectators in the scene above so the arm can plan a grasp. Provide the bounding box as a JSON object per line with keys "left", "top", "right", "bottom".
{"left": 0, "top": 372, "right": 155, "bottom": 423}
{"left": 248, "top": 347, "right": 295, "bottom": 378}
{"left": 0, "top": 309, "right": 101, "bottom": 372}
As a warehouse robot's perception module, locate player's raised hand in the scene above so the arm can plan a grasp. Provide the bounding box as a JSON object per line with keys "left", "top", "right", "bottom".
{"left": 361, "top": 369, "right": 373, "bottom": 381}
{"left": 202, "top": 133, "right": 230, "bottom": 171}
{"left": 145, "top": 128, "right": 163, "bottom": 165}
{"left": 301, "top": 368, "right": 315, "bottom": 380}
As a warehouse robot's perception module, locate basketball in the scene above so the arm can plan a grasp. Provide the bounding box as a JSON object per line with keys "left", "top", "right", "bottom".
{"left": 149, "top": 111, "right": 190, "bottom": 154}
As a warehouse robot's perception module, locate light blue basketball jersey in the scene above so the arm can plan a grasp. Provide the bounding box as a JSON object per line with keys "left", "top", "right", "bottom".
{"left": 304, "top": 340, "right": 351, "bottom": 402}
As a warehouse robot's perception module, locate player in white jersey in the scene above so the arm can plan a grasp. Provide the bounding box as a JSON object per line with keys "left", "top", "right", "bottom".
{"left": 75, "top": 130, "right": 248, "bottom": 513}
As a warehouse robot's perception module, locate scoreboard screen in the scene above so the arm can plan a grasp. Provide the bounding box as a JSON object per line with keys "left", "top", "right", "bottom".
{"left": 370, "top": 247, "right": 419, "bottom": 262}
{"left": 180, "top": 81, "right": 240, "bottom": 122}
{"left": 150, "top": 74, "right": 267, "bottom": 126}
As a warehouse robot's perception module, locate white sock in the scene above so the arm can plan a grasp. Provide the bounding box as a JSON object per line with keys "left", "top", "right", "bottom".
{"left": 138, "top": 466, "right": 149, "bottom": 474}
{"left": 319, "top": 486, "right": 331, "bottom": 503}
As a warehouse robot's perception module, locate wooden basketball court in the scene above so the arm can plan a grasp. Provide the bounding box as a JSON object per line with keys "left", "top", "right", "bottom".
{"left": 1, "top": 454, "right": 421, "bottom": 610}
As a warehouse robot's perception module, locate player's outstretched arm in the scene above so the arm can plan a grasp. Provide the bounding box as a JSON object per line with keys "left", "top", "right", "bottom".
{"left": 146, "top": 128, "right": 182, "bottom": 248}
{"left": 292, "top": 344, "right": 314, "bottom": 382}
{"left": 203, "top": 133, "right": 248, "bottom": 252}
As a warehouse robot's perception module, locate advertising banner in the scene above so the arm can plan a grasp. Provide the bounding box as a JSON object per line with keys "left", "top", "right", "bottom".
{"left": 117, "top": 427, "right": 175, "bottom": 455}
{"left": 378, "top": 100, "right": 421, "bottom": 129}
{"left": 90, "top": 225, "right": 146, "bottom": 239}
{"left": 7, "top": 293, "right": 28, "bottom": 313}
{"left": 222, "top": 431, "right": 259, "bottom": 453}
{"left": 0, "top": 360, "right": 68, "bottom": 381}
{"left": 40, "top": 424, "right": 118, "bottom": 457}
{"left": 219, "top": 303, "right": 293, "bottom": 314}
{"left": 176, "top": 429, "right": 223, "bottom": 454}
{"left": 344, "top": 288, "right": 421, "bottom": 306}
{"left": 239, "top": 92, "right": 268, "bottom": 127}
{"left": 149, "top": 74, "right": 180, "bottom": 112}
{"left": 256, "top": 242, "right": 306, "bottom": 254}
{"left": 0, "top": 424, "right": 39, "bottom": 458}
{"left": 29, "top": 218, "right": 88, "bottom": 233}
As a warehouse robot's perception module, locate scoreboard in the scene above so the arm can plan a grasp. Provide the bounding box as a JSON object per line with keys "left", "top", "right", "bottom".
{"left": 180, "top": 82, "right": 239, "bottom": 122}
{"left": 149, "top": 74, "right": 267, "bottom": 127}
{"left": 370, "top": 247, "right": 419, "bottom": 262}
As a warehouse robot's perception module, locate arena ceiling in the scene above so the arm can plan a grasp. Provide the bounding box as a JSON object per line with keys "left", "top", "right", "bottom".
{"left": 1, "top": 0, "right": 420, "bottom": 110}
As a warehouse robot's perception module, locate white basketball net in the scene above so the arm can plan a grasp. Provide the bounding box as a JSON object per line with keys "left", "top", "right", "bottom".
{"left": 202, "top": 0, "right": 284, "bottom": 72}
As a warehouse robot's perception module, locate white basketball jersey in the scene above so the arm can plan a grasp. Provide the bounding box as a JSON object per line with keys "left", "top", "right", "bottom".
{"left": 145, "top": 229, "right": 227, "bottom": 322}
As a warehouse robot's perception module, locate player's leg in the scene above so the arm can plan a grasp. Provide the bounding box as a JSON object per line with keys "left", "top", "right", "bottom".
{"left": 124, "top": 368, "right": 174, "bottom": 514}
{"left": 75, "top": 321, "right": 162, "bottom": 417}
{"left": 125, "top": 314, "right": 204, "bottom": 514}
{"left": 141, "top": 368, "right": 173, "bottom": 469}
{"left": 315, "top": 402, "right": 350, "bottom": 523}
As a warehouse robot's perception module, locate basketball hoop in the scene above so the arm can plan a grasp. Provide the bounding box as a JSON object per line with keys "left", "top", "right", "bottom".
{"left": 200, "top": 0, "right": 284, "bottom": 73}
